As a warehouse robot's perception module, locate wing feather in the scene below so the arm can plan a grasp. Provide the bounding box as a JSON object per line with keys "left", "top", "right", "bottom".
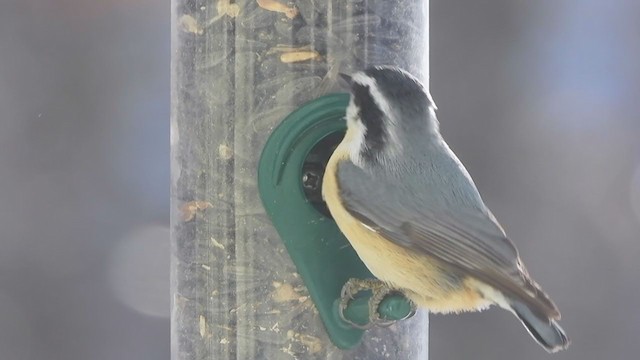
{"left": 337, "top": 160, "right": 560, "bottom": 319}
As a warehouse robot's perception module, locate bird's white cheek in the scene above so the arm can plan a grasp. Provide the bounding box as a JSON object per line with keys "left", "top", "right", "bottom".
{"left": 343, "top": 101, "right": 366, "bottom": 166}
{"left": 345, "top": 99, "right": 358, "bottom": 127}
{"left": 347, "top": 120, "right": 366, "bottom": 166}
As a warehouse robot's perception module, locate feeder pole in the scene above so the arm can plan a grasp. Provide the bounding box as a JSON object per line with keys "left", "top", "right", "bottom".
{"left": 172, "top": 1, "right": 430, "bottom": 359}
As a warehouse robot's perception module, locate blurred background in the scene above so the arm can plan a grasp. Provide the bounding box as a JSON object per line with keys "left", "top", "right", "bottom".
{"left": 0, "top": 0, "right": 638, "bottom": 359}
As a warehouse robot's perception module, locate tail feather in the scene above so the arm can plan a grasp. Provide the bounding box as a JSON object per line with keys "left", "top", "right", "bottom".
{"left": 510, "top": 300, "right": 570, "bottom": 353}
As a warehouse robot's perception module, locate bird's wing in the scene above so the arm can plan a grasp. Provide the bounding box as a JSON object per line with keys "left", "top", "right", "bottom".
{"left": 336, "top": 160, "right": 560, "bottom": 319}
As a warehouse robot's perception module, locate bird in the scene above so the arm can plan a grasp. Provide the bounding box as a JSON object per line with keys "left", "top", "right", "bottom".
{"left": 321, "top": 65, "right": 570, "bottom": 352}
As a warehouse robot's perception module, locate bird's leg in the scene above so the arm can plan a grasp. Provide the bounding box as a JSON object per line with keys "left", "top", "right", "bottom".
{"left": 339, "top": 278, "right": 417, "bottom": 329}
{"left": 340, "top": 278, "right": 384, "bottom": 301}
{"left": 369, "top": 287, "right": 418, "bottom": 327}
{"left": 367, "top": 285, "right": 397, "bottom": 327}
{"left": 339, "top": 278, "right": 383, "bottom": 329}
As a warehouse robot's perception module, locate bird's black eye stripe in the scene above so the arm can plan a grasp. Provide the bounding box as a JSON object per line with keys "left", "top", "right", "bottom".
{"left": 351, "top": 83, "right": 386, "bottom": 157}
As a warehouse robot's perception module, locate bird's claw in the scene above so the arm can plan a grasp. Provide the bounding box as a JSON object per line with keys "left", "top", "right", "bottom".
{"left": 368, "top": 286, "right": 402, "bottom": 327}
{"left": 338, "top": 278, "right": 416, "bottom": 330}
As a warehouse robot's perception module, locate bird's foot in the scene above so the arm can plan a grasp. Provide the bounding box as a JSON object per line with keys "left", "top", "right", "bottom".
{"left": 339, "top": 278, "right": 417, "bottom": 329}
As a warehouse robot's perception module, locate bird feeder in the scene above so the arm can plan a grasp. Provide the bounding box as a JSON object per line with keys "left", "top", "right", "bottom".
{"left": 172, "top": 1, "right": 429, "bottom": 359}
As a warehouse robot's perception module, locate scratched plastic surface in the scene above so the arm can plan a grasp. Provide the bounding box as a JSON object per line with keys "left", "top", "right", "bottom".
{"left": 171, "top": 1, "right": 429, "bottom": 359}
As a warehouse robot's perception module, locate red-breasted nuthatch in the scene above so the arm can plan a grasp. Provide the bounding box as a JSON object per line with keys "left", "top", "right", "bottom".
{"left": 323, "top": 66, "right": 569, "bottom": 352}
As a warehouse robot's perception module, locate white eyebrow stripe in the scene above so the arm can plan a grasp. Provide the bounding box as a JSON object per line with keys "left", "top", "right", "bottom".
{"left": 350, "top": 71, "right": 404, "bottom": 159}
{"left": 351, "top": 72, "right": 393, "bottom": 121}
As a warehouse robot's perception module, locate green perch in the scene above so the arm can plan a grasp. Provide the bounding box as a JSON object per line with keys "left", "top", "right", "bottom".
{"left": 258, "top": 93, "right": 413, "bottom": 349}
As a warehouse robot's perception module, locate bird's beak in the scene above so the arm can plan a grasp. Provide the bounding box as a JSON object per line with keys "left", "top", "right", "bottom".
{"left": 338, "top": 72, "right": 353, "bottom": 88}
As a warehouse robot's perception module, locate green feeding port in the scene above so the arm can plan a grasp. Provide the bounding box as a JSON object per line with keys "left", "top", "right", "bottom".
{"left": 258, "top": 93, "right": 413, "bottom": 349}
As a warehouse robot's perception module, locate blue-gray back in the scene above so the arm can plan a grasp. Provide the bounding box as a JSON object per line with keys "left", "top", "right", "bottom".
{"left": 336, "top": 141, "right": 560, "bottom": 318}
